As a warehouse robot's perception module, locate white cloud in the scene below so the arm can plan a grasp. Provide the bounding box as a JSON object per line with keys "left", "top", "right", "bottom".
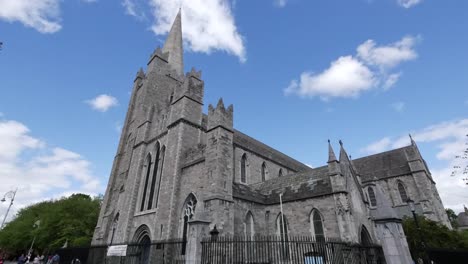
{"left": 391, "top": 101, "right": 405, "bottom": 112}
{"left": 122, "top": 0, "right": 147, "bottom": 20}
{"left": 362, "top": 119, "right": 468, "bottom": 212}
{"left": 357, "top": 37, "right": 418, "bottom": 69}
{"left": 0, "top": 0, "right": 62, "bottom": 33}
{"left": 383, "top": 73, "right": 401, "bottom": 90}
{"left": 286, "top": 36, "right": 418, "bottom": 99}
{"left": 274, "top": 0, "right": 287, "bottom": 8}
{"left": 397, "top": 0, "right": 423, "bottom": 8}
{"left": 0, "top": 118, "right": 101, "bottom": 224}
{"left": 86, "top": 94, "right": 119, "bottom": 112}
{"left": 124, "top": 0, "right": 246, "bottom": 62}
{"left": 285, "top": 56, "right": 375, "bottom": 100}
{"left": 361, "top": 137, "right": 392, "bottom": 154}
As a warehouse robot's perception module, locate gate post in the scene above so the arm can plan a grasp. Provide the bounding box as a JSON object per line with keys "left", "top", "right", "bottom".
{"left": 186, "top": 219, "right": 210, "bottom": 264}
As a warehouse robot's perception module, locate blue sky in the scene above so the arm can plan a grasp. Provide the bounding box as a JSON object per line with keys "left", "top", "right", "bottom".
{"left": 0, "top": 0, "right": 467, "bottom": 220}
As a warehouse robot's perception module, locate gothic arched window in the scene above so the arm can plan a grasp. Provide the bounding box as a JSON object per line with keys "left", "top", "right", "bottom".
{"left": 360, "top": 226, "right": 372, "bottom": 246}
{"left": 110, "top": 212, "right": 120, "bottom": 244}
{"left": 368, "top": 187, "right": 377, "bottom": 207}
{"left": 181, "top": 194, "right": 197, "bottom": 255}
{"left": 276, "top": 213, "right": 288, "bottom": 238}
{"left": 245, "top": 212, "right": 255, "bottom": 239}
{"left": 147, "top": 142, "right": 160, "bottom": 210}
{"left": 154, "top": 146, "right": 166, "bottom": 208}
{"left": 276, "top": 213, "right": 289, "bottom": 259}
{"left": 398, "top": 181, "right": 408, "bottom": 203}
{"left": 310, "top": 210, "right": 325, "bottom": 241}
{"left": 278, "top": 168, "right": 283, "bottom": 177}
{"left": 261, "top": 162, "right": 267, "bottom": 182}
{"left": 241, "top": 154, "right": 247, "bottom": 183}
{"left": 140, "top": 154, "right": 152, "bottom": 211}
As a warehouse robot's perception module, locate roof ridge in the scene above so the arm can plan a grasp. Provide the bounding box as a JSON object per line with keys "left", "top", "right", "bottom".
{"left": 353, "top": 145, "right": 412, "bottom": 161}
{"left": 233, "top": 129, "right": 310, "bottom": 171}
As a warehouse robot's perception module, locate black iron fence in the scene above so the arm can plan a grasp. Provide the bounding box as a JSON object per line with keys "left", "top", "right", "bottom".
{"left": 57, "top": 236, "right": 386, "bottom": 264}
{"left": 201, "top": 236, "right": 386, "bottom": 264}
{"left": 427, "top": 248, "right": 468, "bottom": 264}
{"left": 57, "top": 239, "right": 186, "bottom": 264}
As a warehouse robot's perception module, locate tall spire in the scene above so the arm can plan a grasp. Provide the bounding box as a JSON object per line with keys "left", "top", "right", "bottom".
{"left": 162, "top": 8, "right": 184, "bottom": 75}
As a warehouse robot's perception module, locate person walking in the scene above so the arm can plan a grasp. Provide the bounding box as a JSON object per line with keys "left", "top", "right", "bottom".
{"left": 17, "top": 254, "right": 26, "bottom": 264}
{"left": 51, "top": 254, "right": 59, "bottom": 264}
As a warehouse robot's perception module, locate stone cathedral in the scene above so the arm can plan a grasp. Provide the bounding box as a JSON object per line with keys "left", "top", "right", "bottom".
{"left": 92, "top": 10, "right": 451, "bottom": 264}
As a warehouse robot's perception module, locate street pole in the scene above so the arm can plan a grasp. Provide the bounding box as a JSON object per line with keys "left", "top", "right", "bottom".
{"left": 279, "top": 193, "right": 285, "bottom": 243}
{"left": 1, "top": 188, "right": 17, "bottom": 229}
{"left": 407, "top": 198, "right": 429, "bottom": 264}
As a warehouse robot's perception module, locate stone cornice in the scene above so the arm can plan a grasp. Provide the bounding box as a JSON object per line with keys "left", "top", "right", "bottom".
{"left": 167, "top": 118, "right": 205, "bottom": 131}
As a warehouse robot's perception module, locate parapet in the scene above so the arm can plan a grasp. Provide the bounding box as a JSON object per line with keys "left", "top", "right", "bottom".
{"left": 207, "top": 98, "right": 233, "bottom": 131}
{"left": 186, "top": 67, "right": 202, "bottom": 80}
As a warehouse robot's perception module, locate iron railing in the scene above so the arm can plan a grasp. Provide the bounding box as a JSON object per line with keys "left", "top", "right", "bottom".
{"left": 201, "top": 236, "right": 386, "bottom": 264}
{"left": 57, "top": 239, "right": 186, "bottom": 264}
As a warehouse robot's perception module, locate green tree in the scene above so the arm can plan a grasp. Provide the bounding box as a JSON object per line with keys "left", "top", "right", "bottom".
{"left": 403, "top": 215, "right": 468, "bottom": 260}
{"left": 0, "top": 194, "right": 101, "bottom": 255}
{"left": 446, "top": 208, "right": 459, "bottom": 229}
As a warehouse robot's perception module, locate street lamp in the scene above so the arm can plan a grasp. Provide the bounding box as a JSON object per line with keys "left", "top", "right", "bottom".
{"left": 1, "top": 188, "right": 18, "bottom": 229}
{"left": 407, "top": 198, "right": 428, "bottom": 263}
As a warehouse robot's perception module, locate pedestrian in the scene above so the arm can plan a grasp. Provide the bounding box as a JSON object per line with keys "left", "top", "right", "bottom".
{"left": 51, "top": 253, "right": 59, "bottom": 264}
{"left": 18, "top": 254, "right": 26, "bottom": 264}
{"left": 33, "top": 255, "right": 40, "bottom": 264}
{"left": 71, "top": 258, "right": 81, "bottom": 264}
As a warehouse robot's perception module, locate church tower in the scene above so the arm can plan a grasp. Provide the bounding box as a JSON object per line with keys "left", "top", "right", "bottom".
{"left": 92, "top": 9, "right": 213, "bottom": 245}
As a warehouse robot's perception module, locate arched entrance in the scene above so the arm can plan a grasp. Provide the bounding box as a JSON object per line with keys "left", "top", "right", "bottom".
{"left": 138, "top": 235, "right": 151, "bottom": 264}
{"left": 133, "top": 225, "right": 151, "bottom": 264}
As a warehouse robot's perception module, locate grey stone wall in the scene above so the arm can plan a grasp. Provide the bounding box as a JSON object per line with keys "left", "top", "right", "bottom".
{"left": 233, "top": 147, "right": 294, "bottom": 185}
{"left": 233, "top": 195, "right": 342, "bottom": 238}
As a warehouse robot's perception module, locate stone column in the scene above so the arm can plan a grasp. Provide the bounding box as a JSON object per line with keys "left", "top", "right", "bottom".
{"left": 186, "top": 219, "right": 210, "bottom": 264}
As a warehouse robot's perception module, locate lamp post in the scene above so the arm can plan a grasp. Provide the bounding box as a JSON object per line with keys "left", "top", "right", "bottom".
{"left": 1, "top": 188, "right": 18, "bottom": 229}
{"left": 407, "top": 198, "right": 428, "bottom": 263}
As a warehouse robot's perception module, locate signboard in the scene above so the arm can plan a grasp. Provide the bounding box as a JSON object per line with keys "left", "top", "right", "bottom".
{"left": 107, "top": 245, "right": 128, "bottom": 256}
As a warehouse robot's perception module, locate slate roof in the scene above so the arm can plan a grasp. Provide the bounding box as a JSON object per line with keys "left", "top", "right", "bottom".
{"left": 233, "top": 129, "right": 310, "bottom": 172}
{"left": 233, "top": 166, "right": 333, "bottom": 205}
{"left": 232, "top": 145, "right": 418, "bottom": 204}
{"left": 353, "top": 146, "right": 412, "bottom": 182}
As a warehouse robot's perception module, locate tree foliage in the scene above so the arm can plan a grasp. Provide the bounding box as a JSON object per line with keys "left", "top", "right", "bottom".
{"left": 403, "top": 215, "right": 468, "bottom": 259}
{"left": 445, "top": 208, "right": 459, "bottom": 229}
{"left": 0, "top": 194, "right": 101, "bottom": 254}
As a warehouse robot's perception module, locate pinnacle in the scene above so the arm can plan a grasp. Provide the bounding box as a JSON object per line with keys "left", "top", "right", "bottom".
{"left": 328, "top": 140, "right": 337, "bottom": 163}
{"left": 339, "top": 140, "right": 348, "bottom": 163}
{"left": 217, "top": 98, "right": 225, "bottom": 109}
